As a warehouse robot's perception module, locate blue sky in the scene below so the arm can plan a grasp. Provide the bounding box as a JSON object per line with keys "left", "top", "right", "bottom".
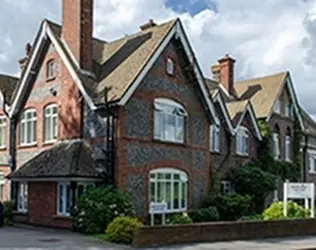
{"left": 1, "top": 0, "right": 316, "bottom": 118}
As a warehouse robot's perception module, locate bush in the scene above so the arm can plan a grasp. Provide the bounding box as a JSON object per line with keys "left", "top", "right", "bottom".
{"left": 238, "top": 214, "right": 263, "bottom": 221}
{"left": 170, "top": 213, "right": 193, "bottom": 224}
{"left": 263, "top": 201, "right": 310, "bottom": 220}
{"left": 189, "top": 206, "right": 220, "bottom": 222}
{"left": 202, "top": 192, "right": 252, "bottom": 221}
{"left": 106, "top": 216, "right": 143, "bottom": 245}
{"left": 72, "top": 186, "right": 135, "bottom": 234}
{"left": 3, "top": 201, "right": 14, "bottom": 225}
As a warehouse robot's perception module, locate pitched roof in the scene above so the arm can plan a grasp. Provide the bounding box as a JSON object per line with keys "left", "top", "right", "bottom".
{"left": 0, "top": 74, "right": 19, "bottom": 104}
{"left": 48, "top": 19, "right": 176, "bottom": 103}
{"left": 300, "top": 107, "right": 316, "bottom": 136}
{"left": 226, "top": 100, "right": 248, "bottom": 120}
{"left": 8, "top": 140, "right": 101, "bottom": 180}
{"left": 234, "top": 72, "right": 288, "bottom": 118}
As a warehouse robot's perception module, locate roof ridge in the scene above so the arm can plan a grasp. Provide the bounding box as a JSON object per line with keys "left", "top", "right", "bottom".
{"left": 236, "top": 71, "right": 288, "bottom": 84}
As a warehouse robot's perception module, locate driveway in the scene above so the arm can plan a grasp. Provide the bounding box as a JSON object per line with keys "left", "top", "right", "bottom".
{"left": 0, "top": 226, "right": 131, "bottom": 250}
{"left": 1, "top": 226, "right": 316, "bottom": 250}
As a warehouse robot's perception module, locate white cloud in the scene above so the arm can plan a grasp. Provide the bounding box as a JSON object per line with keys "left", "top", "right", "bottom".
{"left": 1, "top": 0, "right": 316, "bottom": 116}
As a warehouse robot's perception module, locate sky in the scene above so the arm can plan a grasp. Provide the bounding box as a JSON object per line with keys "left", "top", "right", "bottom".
{"left": 1, "top": 0, "right": 316, "bottom": 118}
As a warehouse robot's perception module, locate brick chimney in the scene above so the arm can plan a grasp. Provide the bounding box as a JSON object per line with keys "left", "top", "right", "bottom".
{"left": 140, "top": 19, "right": 157, "bottom": 31}
{"left": 62, "top": 0, "right": 93, "bottom": 71}
{"left": 211, "top": 54, "right": 235, "bottom": 95}
{"left": 18, "top": 43, "right": 32, "bottom": 72}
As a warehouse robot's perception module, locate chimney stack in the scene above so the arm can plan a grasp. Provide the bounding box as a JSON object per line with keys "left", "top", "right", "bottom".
{"left": 140, "top": 19, "right": 157, "bottom": 31}
{"left": 211, "top": 54, "right": 235, "bottom": 95}
{"left": 18, "top": 43, "right": 32, "bottom": 72}
{"left": 62, "top": 0, "right": 93, "bottom": 71}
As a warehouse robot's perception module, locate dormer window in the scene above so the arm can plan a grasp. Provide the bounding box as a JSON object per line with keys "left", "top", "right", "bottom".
{"left": 285, "top": 103, "right": 293, "bottom": 117}
{"left": 47, "top": 59, "right": 55, "bottom": 80}
{"left": 236, "top": 126, "right": 249, "bottom": 156}
{"left": 166, "top": 57, "right": 175, "bottom": 75}
{"left": 273, "top": 100, "right": 281, "bottom": 114}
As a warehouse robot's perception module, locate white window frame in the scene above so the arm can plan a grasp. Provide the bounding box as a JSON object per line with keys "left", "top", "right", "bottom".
{"left": 273, "top": 100, "right": 281, "bottom": 114}
{"left": 0, "top": 172, "right": 4, "bottom": 201}
{"left": 285, "top": 135, "right": 291, "bottom": 162}
{"left": 0, "top": 116, "right": 6, "bottom": 148}
{"left": 149, "top": 168, "right": 188, "bottom": 213}
{"left": 221, "top": 180, "right": 234, "bottom": 194}
{"left": 17, "top": 183, "right": 28, "bottom": 213}
{"left": 47, "top": 59, "right": 55, "bottom": 79}
{"left": 57, "top": 182, "right": 72, "bottom": 217}
{"left": 210, "top": 124, "right": 220, "bottom": 152}
{"left": 273, "top": 133, "right": 280, "bottom": 160}
{"left": 285, "top": 103, "right": 293, "bottom": 117}
{"left": 166, "top": 57, "right": 175, "bottom": 75}
{"left": 44, "top": 104, "right": 58, "bottom": 143}
{"left": 236, "top": 126, "right": 249, "bottom": 156}
{"left": 154, "top": 98, "right": 187, "bottom": 143}
{"left": 308, "top": 151, "right": 316, "bottom": 174}
{"left": 20, "top": 109, "right": 37, "bottom": 146}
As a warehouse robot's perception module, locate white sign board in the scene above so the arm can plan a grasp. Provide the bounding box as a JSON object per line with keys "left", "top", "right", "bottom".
{"left": 149, "top": 202, "right": 167, "bottom": 226}
{"left": 287, "top": 183, "right": 313, "bottom": 199}
{"left": 283, "top": 181, "right": 315, "bottom": 218}
{"left": 149, "top": 202, "right": 167, "bottom": 214}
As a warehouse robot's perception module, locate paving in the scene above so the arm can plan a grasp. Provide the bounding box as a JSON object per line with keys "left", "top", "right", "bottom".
{"left": 1, "top": 226, "right": 316, "bottom": 249}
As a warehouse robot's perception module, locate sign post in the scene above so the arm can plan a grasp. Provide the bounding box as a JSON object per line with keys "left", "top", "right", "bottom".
{"left": 149, "top": 201, "right": 167, "bottom": 226}
{"left": 283, "top": 181, "right": 315, "bottom": 218}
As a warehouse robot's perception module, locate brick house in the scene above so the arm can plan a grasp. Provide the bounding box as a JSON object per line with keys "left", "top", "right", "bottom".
{"left": 209, "top": 54, "right": 304, "bottom": 201}
{"left": 1, "top": 0, "right": 224, "bottom": 228}
{"left": 205, "top": 78, "right": 262, "bottom": 193}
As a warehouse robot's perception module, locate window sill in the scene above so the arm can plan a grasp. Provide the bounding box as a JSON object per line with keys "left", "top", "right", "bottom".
{"left": 43, "top": 140, "right": 57, "bottom": 146}
{"left": 0, "top": 146, "right": 6, "bottom": 150}
{"left": 309, "top": 171, "right": 316, "bottom": 175}
{"left": 46, "top": 76, "right": 56, "bottom": 82}
{"left": 236, "top": 153, "right": 249, "bottom": 157}
{"left": 19, "top": 143, "right": 37, "bottom": 149}
{"left": 153, "top": 138, "right": 185, "bottom": 146}
{"left": 54, "top": 215, "right": 71, "bottom": 220}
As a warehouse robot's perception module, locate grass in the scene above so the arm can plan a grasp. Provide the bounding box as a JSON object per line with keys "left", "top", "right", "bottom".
{"left": 93, "top": 234, "right": 109, "bottom": 242}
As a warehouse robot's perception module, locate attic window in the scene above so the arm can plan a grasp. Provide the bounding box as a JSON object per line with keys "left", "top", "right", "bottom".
{"left": 47, "top": 59, "right": 55, "bottom": 80}
{"left": 166, "top": 57, "right": 175, "bottom": 75}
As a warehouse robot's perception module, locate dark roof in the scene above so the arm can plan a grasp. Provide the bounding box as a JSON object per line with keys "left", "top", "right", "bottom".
{"left": 9, "top": 140, "right": 101, "bottom": 180}
{"left": 0, "top": 74, "right": 19, "bottom": 104}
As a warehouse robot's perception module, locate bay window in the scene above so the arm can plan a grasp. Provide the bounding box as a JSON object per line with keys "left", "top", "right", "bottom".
{"left": 154, "top": 98, "right": 187, "bottom": 143}
{"left": 20, "top": 109, "right": 37, "bottom": 145}
{"left": 149, "top": 168, "right": 188, "bottom": 213}
{"left": 210, "top": 124, "right": 220, "bottom": 152}
{"left": 236, "top": 126, "right": 249, "bottom": 156}
{"left": 44, "top": 104, "right": 58, "bottom": 142}
{"left": 17, "top": 183, "right": 28, "bottom": 213}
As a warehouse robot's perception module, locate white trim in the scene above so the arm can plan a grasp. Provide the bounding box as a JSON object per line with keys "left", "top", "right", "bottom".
{"left": 154, "top": 98, "right": 187, "bottom": 115}
{"left": 266, "top": 74, "right": 304, "bottom": 130}
{"left": 150, "top": 168, "right": 187, "bottom": 176}
{"left": 213, "top": 92, "right": 235, "bottom": 135}
{"left": 8, "top": 20, "right": 96, "bottom": 118}
{"left": 118, "top": 19, "right": 219, "bottom": 125}
{"left": 235, "top": 101, "right": 262, "bottom": 141}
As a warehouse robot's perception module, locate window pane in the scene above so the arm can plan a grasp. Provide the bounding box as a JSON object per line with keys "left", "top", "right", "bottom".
{"left": 176, "top": 116, "right": 184, "bottom": 141}
{"left": 154, "top": 112, "right": 163, "bottom": 139}
{"left": 21, "top": 123, "right": 25, "bottom": 144}
{"left": 27, "top": 122, "right": 32, "bottom": 143}
{"left": 66, "top": 184, "right": 71, "bottom": 214}
{"left": 157, "top": 182, "right": 165, "bottom": 202}
{"left": 173, "top": 182, "right": 179, "bottom": 209}
{"left": 58, "top": 184, "right": 64, "bottom": 214}
{"left": 181, "top": 183, "right": 186, "bottom": 209}
{"left": 165, "top": 114, "right": 176, "bottom": 140}
{"left": 32, "top": 120, "right": 37, "bottom": 142}
{"left": 53, "top": 116, "right": 57, "bottom": 139}
{"left": 150, "top": 182, "right": 155, "bottom": 202}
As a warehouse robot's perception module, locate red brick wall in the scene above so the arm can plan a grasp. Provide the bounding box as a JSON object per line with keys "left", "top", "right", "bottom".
{"left": 133, "top": 219, "right": 316, "bottom": 248}
{"left": 14, "top": 182, "right": 72, "bottom": 229}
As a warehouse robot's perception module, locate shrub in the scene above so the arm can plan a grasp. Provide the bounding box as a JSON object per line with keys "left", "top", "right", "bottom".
{"left": 72, "top": 186, "right": 135, "bottom": 234}
{"left": 106, "top": 216, "right": 143, "bottom": 245}
{"left": 3, "top": 201, "right": 14, "bottom": 225}
{"left": 170, "top": 213, "right": 193, "bottom": 224}
{"left": 263, "top": 201, "right": 310, "bottom": 220}
{"left": 202, "top": 192, "right": 252, "bottom": 221}
{"left": 238, "top": 214, "right": 263, "bottom": 221}
{"left": 189, "top": 206, "right": 220, "bottom": 222}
